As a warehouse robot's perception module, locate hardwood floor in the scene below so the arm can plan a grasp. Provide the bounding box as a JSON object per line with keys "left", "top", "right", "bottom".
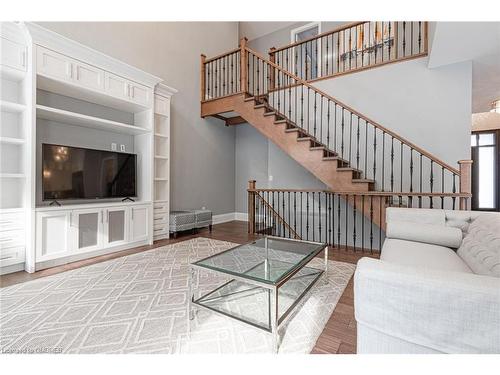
{"left": 0, "top": 220, "right": 378, "bottom": 354}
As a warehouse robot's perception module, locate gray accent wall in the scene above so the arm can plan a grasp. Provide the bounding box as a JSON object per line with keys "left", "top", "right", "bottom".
{"left": 36, "top": 22, "right": 239, "bottom": 215}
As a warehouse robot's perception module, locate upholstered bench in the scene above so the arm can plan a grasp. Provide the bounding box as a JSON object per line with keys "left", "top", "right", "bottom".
{"left": 191, "top": 209, "right": 213, "bottom": 232}
{"left": 169, "top": 211, "right": 196, "bottom": 238}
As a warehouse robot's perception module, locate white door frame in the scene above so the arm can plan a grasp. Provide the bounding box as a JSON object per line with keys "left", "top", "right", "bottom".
{"left": 290, "top": 22, "right": 322, "bottom": 79}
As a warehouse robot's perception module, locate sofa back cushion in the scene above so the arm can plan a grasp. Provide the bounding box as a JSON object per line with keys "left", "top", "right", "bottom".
{"left": 457, "top": 214, "right": 500, "bottom": 277}
{"left": 386, "top": 221, "right": 463, "bottom": 248}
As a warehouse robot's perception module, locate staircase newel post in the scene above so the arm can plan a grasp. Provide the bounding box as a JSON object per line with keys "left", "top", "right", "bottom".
{"left": 458, "top": 160, "right": 473, "bottom": 210}
{"left": 248, "top": 180, "right": 256, "bottom": 234}
{"left": 200, "top": 54, "right": 206, "bottom": 102}
{"left": 269, "top": 47, "right": 276, "bottom": 91}
{"left": 240, "top": 37, "right": 248, "bottom": 95}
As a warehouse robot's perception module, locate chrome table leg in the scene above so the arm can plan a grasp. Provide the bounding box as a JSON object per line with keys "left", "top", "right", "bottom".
{"left": 270, "top": 287, "right": 279, "bottom": 353}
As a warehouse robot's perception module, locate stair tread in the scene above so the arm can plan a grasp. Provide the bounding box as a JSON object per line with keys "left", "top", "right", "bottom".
{"left": 337, "top": 167, "right": 362, "bottom": 172}
{"left": 263, "top": 111, "right": 276, "bottom": 116}
{"left": 285, "top": 128, "right": 301, "bottom": 133}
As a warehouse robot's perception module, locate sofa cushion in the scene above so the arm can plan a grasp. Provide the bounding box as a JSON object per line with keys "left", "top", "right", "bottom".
{"left": 381, "top": 239, "right": 473, "bottom": 273}
{"left": 386, "top": 221, "right": 463, "bottom": 248}
{"left": 457, "top": 214, "right": 500, "bottom": 277}
{"left": 386, "top": 208, "right": 446, "bottom": 226}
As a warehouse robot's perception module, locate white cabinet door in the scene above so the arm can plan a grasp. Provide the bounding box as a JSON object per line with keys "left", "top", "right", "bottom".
{"left": 154, "top": 95, "right": 170, "bottom": 116}
{"left": 129, "top": 83, "right": 151, "bottom": 107}
{"left": 104, "top": 72, "right": 129, "bottom": 100}
{"left": 130, "top": 205, "right": 150, "bottom": 242}
{"left": 72, "top": 208, "right": 103, "bottom": 253}
{"left": 1, "top": 36, "right": 27, "bottom": 72}
{"left": 103, "top": 207, "right": 129, "bottom": 247}
{"left": 36, "top": 46, "right": 73, "bottom": 81}
{"left": 36, "top": 211, "right": 72, "bottom": 261}
{"left": 74, "top": 61, "right": 104, "bottom": 91}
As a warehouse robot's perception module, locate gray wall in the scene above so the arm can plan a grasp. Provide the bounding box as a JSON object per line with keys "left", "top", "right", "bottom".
{"left": 313, "top": 57, "right": 472, "bottom": 167}
{"left": 37, "top": 22, "right": 239, "bottom": 215}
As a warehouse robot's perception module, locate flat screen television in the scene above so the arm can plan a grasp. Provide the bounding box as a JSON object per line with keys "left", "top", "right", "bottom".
{"left": 42, "top": 143, "right": 137, "bottom": 201}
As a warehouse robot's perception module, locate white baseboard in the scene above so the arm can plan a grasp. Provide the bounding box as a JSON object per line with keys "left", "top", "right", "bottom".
{"left": 234, "top": 212, "right": 248, "bottom": 222}
{"left": 212, "top": 212, "right": 248, "bottom": 224}
{"left": 212, "top": 212, "right": 236, "bottom": 225}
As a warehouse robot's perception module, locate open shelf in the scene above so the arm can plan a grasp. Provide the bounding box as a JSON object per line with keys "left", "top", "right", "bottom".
{"left": 154, "top": 155, "right": 168, "bottom": 160}
{"left": 0, "top": 137, "right": 25, "bottom": 145}
{"left": 0, "top": 66, "right": 26, "bottom": 82}
{"left": 0, "top": 173, "right": 25, "bottom": 178}
{"left": 0, "top": 100, "right": 26, "bottom": 113}
{"left": 36, "top": 104, "right": 151, "bottom": 135}
{"left": 154, "top": 133, "right": 168, "bottom": 138}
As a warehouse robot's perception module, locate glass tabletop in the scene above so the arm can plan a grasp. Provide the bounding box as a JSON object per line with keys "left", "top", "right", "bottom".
{"left": 192, "top": 236, "right": 326, "bottom": 285}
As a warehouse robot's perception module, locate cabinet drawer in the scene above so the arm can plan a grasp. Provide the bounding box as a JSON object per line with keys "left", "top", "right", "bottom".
{"left": 0, "top": 229, "right": 24, "bottom": 249}
{"left": 129, "top": 82, "right": 151, "bottom": 106}
{"left": 0, "top": 246, "right": 25, "bottom": 267}
{"left": 153, "top": 212, "right": 168, "bottom": 222}
{"left": 74, "top": 61, "right": 104, "bottom": 91}
{"left": 153, "top": 226, "right": 167, "bottom": 234}
{"left": 1, "top": 36, "right": 27, "bottom": 72}
{"left": 36, "top": 45, "right": 72, "bottom": 81}
{"left": 104, "top": 72, "right": 129, "bottom": 100}
{"left": 154, "top": 222, "right": 168, "bottom": 231}
{"left": 154, "top": 202, "right": 168, "bottom": 213}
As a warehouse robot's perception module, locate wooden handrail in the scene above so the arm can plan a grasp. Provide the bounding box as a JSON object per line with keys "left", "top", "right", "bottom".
{"left": 269, "top": 21, "right": 366, "bottom": 54}
{"left": 243, "top": 45, "right": 459, "bottom": 176}
{"left": 248, "top": 188, "right": 471, "bottom": 197}
{"left": 204, "top": 48, "right": 240, "bottom": 64}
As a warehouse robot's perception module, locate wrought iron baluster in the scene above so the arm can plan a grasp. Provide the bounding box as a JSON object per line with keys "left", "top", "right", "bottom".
{"left": 318, "top": 192, "right": 322, "bottom": 243}
{"left": 313, "top": 93, "right": 317, "bottom": 139}
{"left": 305, "top": 192, "right": 310, "bottom": 241}
{"left": 356, "top": 117, "right": 360, "bottom": 170}
{"left": 349, "top": 113, "right": 353, "bottom": 164}
{"left": 353, "top": 195, "right": 357, "bottom": 251}
{"left": 430, "top": 160, "right": 434, "bottom": 208}
{"left": 400, "top": 143, "right": 403, "bottom": 193}
{"left": 402, "top": 21, "right": 407, "bottom": 56}
{"left": 369, "top": 196, "right": 374, "bottom": 253}
{"left": 390, "top": 137, "right": 394, "bottom": 192}
{"left": 341, "top": 107, "right": 345, "bottom": 158}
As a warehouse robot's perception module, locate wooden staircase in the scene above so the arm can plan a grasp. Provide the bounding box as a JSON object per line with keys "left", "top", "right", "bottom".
{"left": 201, "top": 38, "right": 473, "bottom": 232}
{"left": 202, "top": 92, "right": 375, "bottom": 193}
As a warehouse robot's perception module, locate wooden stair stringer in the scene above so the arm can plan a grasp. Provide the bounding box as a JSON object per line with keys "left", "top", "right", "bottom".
{"left": 234, "top": 97, "right": 372, "bottom": 193}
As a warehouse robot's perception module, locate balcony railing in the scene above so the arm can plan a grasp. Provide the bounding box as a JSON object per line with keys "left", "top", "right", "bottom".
{"left": 269, "top": 21, "right": 428, "bottom": 82}
{"left": 247, "top": 181, "right": 472, "bottom": 253}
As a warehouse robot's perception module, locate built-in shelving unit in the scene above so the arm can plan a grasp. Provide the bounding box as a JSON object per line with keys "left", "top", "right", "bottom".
{"left": 1, "top": 22, "right": 173, "bottom": 275}
{"left": 0, "top": 22, "right": 32, "bottom": 275}
{"left": 153, "top": 84, "right": 176, "bottom": 241}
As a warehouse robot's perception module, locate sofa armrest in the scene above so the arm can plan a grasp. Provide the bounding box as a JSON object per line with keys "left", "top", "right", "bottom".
{"left": 354, "top": 257, "right": 500, "bottom": 353}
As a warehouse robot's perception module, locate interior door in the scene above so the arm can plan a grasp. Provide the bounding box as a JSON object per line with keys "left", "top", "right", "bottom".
{"left": 72, "top": 208, "right": 103, "bottom": 253}
{"left": 471, "top": 130, "right": 499, "bottom": 211}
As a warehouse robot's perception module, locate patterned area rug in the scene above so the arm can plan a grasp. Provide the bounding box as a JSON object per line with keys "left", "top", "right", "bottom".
{"left": 0, "top": 238, "right": 355, "bottom": 354}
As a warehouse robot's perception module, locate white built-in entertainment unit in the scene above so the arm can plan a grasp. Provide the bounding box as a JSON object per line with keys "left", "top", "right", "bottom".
{"left": 0, "top": 22, "right": 176, "bottom": 274}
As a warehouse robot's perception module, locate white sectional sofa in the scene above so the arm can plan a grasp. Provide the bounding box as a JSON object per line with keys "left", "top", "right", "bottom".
{"left": 354, "top": 208, "right": 500, "bottom": 354}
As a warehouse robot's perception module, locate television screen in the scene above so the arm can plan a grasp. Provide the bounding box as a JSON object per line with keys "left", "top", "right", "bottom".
{"left": 42, "top": 144, "right": 137, "bottom": 200}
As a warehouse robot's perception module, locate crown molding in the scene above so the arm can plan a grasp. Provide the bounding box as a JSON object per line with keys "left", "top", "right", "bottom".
{"left": 155, "top": 83, "right": 178, "bottom": 98}
{"left": 23, "top": 22, "right": 163, "bottom": 88}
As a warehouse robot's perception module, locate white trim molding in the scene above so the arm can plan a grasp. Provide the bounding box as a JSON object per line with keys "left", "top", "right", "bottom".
{"left": 212, "top": 212, "right": 249, "bottom": 225}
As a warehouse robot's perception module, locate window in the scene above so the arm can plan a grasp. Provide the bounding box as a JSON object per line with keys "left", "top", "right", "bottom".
{"left": 471, "top": 131, "right": 499, "bottom": 211}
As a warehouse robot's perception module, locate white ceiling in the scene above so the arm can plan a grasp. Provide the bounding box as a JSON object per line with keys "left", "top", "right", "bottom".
{"left": 238, "top": 22, "right": 298, "bottom": 41}
{"left": 429, "top": 22, "right": 500, "bottom": 113}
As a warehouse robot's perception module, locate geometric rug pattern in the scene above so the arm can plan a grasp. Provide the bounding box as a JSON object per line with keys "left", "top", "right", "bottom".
{"left": 0, "top": 238, "right": 355, "bottom": 354}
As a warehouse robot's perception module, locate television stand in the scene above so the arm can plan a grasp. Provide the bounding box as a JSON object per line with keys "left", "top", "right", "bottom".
{"left": 49, "top": 200, "right": 62, "bottom": 207}
{"left": 122, "top": 197, "right": 135, "bottom": 202}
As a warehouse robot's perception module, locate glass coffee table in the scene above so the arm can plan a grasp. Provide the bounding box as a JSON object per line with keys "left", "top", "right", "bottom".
{"left": 187, "top": 236, "right": 328, "bottom": 353}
